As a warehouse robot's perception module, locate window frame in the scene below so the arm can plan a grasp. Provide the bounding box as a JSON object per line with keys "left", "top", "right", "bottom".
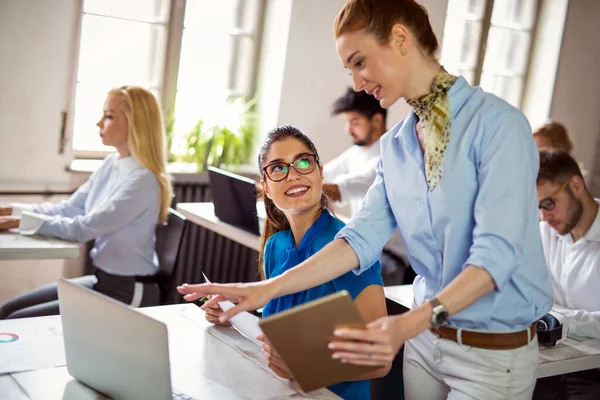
{"left": 69, "top": 0, "right": 265, "bottom": 159}
{"left": 442, "top": 0, "right": 541, "bottom": 108}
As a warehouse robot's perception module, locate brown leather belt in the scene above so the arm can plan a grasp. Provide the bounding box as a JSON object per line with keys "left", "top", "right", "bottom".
{"left": 430, "top": 324, "right": 536, "bottom": 350}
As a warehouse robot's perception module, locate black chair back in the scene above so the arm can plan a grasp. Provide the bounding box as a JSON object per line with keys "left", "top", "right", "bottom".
{"left": 155, "top": 208, "right": 187, "bottom": 304}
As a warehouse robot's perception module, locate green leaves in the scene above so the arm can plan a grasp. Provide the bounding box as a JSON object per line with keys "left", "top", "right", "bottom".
{"left": 180, "top": 97, "right": 256, "bottom": 172}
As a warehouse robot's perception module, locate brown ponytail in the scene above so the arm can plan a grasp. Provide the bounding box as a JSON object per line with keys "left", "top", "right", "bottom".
{"left": 257, "top": 125, "right": 333, "bottom": 279}
{"left": 334, "top": 0, "right": 439, "bottom": 59}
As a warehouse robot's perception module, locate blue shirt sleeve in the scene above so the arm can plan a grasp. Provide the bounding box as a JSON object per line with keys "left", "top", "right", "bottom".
{"left": 31, "top": 161, "right": 110, "bottom": 218}
{"left": 464, "top": 109, "right": 540, "bottom": 291}
{"left": 38, "top": 170, "right": 159, "bottom": 242}
{"left": 335, "top": 158, "right": 398, "bottom": 274}
{"left": 331, "top": 260, "right": 383, "bottom": 300}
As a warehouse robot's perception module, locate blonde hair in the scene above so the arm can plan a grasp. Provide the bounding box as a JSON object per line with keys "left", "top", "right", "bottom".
{"left": 533, "top": 121, "right": 573, "bottom": 154}
{"left": 108, "top": 86, "right": 173, "bottom": 224}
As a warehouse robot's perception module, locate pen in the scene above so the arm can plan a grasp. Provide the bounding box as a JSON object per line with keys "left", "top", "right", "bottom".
{"left": 198, "top": 296, "right": 209, "bottom": 304}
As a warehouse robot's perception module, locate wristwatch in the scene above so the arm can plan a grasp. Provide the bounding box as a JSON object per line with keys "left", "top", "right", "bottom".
{"left": 429, "top": 297, "right": 449, "bottom": 328}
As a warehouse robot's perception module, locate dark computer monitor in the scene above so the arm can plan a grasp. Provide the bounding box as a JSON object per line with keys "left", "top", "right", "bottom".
{"left": 207, "top": 166, "right": 260, "bottom": 235}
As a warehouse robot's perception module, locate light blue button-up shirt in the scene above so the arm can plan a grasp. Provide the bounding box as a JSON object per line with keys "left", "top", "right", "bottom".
{"left": 337, "top": 77, "right": 553, "bottom": 330}
{"left": 18, "top": 154, "right": 160, "bottom": 276}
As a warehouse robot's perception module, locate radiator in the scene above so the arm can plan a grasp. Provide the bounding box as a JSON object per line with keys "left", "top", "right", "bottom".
{"left": 166, "top": 174, "right": 260, "bottom": 304}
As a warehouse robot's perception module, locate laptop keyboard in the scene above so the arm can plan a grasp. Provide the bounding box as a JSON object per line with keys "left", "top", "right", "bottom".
{"left": 172, "top": 391, "right": 196, "bottom": 400}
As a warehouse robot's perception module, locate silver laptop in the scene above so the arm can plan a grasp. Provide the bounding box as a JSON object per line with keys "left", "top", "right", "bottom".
{"left": 57, "top": 278, "right": 194, "bottom": 400}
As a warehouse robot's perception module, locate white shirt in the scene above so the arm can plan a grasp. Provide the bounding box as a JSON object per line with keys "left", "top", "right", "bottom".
{"left": 540, "top": 199, "right": 600, "bottom": 339}
{"left": 12, "top": 154, "right": 161, "bottom": 276}
{"left": 323, "top": 142, "right": 381, "bottom": 217}
{"left": 323, "top": 140, "right": 408, "bottom": 260}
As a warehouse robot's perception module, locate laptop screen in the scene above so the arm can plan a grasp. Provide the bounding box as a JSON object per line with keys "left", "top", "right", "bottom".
{"left": 207, "top": 167, "right": 260, "bottom": 235}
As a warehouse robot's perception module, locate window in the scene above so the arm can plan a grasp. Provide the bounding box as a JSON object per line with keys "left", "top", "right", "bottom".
{"left": 441, "top": 0, "right": 539, "bottom": 108}
{"left": 71, "top": 0, "right": 263, "bottom": 155}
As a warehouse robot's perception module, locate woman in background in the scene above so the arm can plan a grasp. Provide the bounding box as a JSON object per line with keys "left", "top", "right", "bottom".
{"left": 0, "top": 86, "right": 172, "bottom": 319}
{"left": 203, "top": 125, "right": 390, "bottom": 400}
{"left": 533, "top": 121, "right": 574, "bottom": 153}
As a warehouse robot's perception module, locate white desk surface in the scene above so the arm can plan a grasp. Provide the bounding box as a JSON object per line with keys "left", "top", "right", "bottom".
{"left": 177, "top": 202, "right": 263, "bottom": 252}
{"left": 384, "top": 284, "right": 600, "bottom": 378}
{"left": 0, "top": 304, "right": 340, "bottom": 400}
{"left": 0, "top": 231, "right": 79, "bottom": 261}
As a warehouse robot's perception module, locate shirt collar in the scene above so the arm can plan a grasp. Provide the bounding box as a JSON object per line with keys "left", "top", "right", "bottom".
{"left": 556, "top": 199, "right": 600, "bottom": 243}
{"left": 584, "top": 199, "right": 600, "bottom": 242}
{"left": 115, "top": 155, "right": 141, "bottom": 177}
{"left": 287, "top": 209, "right": 333, "bottom": 252}
{"left": 394, "top": 75, "right": 471, "bottom": 141}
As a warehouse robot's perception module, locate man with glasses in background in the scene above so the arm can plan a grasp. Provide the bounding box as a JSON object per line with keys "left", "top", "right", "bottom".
{"left": 534, "top": 150, "right": 600, "bottom": 399}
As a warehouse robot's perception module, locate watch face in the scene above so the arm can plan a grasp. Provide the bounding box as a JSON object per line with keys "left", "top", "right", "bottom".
{"left": 435, "top": 310, "right": 449, "bottom": 326}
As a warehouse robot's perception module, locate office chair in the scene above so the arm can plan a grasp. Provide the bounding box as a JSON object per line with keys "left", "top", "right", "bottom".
{"left": 155, "top": 208, "right": 187, "bottom": 305}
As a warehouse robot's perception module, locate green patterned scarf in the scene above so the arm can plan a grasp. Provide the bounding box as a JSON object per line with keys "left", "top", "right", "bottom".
{"left": 406, "top": 67, "right": 458, "bottom": 191}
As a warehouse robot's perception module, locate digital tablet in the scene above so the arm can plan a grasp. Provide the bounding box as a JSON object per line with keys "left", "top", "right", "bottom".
{"left": 258, "top": 290, "right": 379, "bottom": 393}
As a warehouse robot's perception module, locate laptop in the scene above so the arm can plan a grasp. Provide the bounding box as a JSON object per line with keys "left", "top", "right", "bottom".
{"left": 207, "top": 166, "right": 261, "bottom": 234}
{"left": 57, "top": 278, "right": 195, "bottom": 400}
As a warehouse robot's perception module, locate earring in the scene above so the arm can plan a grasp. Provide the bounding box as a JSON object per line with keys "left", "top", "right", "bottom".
{"left": 401, "top": 47, "right": 407, "bottom": 56}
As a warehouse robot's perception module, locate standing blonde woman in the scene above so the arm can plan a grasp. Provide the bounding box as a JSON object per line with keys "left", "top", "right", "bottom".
{"left": 178, "top": 1, "right": 553, "bottom": 398}
{"left": 0, "top": 86, "right": 172, "bottom": 319}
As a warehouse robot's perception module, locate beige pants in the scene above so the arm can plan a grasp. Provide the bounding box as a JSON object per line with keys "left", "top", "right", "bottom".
{"left": 404, "top": 329, "right": 539, "bottom": 400}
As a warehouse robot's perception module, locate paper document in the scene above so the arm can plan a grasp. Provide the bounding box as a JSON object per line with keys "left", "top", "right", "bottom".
{"left": 203, "top": 273, "right": 263, "bottom": 346}
{"left": 0, "top": 315, "right": 66, "bottom": 374}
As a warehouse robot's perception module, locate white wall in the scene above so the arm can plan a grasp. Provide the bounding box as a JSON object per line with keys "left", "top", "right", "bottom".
{"left": 257, "top": 0, "right": 448, "bottom": 164}
{"left": 0, "top": 0, "right": 80, "bottom": 191}
{"left": 549, "top": 0, "right": 600, "bottom": 183}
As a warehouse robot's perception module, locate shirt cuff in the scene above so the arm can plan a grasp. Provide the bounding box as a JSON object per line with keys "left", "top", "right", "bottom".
{"left": 548, "top": 310, "right": 569, "bottom": 343}
{"left": 11, "top": 203, "right": 34, "bottom": 217}
{"left": 19, "top": 210, "right": 50, "bottom": 235}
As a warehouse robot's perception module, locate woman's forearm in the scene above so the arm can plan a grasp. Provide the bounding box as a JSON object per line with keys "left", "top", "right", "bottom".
{"left": 408, "top": 265, "right": 497, "bottom": 336}
{"left": 436, "top": 265, "right": 496, "bottom": 316}
{"left": 271, "top": 238, "right": 359, "bottom": 298}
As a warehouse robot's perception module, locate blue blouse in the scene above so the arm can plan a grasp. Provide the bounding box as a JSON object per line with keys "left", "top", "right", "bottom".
{"left": 337, "top": 76, "right": 553, "bottom": 330}
{"left": 262, "top": 209, "right": 383, "bottom": 400}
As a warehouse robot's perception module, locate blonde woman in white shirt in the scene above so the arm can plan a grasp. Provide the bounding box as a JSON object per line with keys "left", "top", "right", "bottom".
{"left": 0, "top": 86, "right": 172, "bottom": 319}
{"left": 534, "top": 150, "right": 600, "bottom": 399}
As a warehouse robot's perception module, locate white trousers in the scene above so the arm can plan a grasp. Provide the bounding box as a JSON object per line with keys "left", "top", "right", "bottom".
{"left": 403, "top": 329, "right": 539, "bottom": 400}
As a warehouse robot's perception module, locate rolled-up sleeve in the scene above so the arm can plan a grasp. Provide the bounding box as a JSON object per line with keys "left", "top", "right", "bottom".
{"left": 336, "top": 159, "right": 397, "bottom": 274}
{"left": 465, "top": 111, "right": 538, "bottom": 291}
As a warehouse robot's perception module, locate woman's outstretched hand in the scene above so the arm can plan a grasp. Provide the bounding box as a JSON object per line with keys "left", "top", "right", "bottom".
{"left": 177, "top": 280, "right": 278, "bottom": 323}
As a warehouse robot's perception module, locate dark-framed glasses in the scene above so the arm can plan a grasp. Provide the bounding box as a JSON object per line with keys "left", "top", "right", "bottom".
{"left": 263, "top": 153, "right": 318, "bottom": 182}
{"left": 538, "top": 178, "right": 571, "bottom": 211}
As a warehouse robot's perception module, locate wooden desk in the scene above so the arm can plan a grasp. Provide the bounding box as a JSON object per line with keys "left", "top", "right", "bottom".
{"left": 384, "top": 285, "right": 600, "bottom": 378}
{"left": 0, "top": 304, "right": 340, "bottom": 399}
{"left": 176, "top": 202, "right": 264, "bottom": 252}
{"left": 0, "top": 231, "right": 79, "bottom": 261}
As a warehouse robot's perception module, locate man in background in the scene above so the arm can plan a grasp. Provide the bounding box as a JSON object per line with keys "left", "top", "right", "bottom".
{"left": 322, "top": 87, "right": 386, "bottom": 217}
{"left": 534, "top": 150, "right": 600, "bottom": 399}
{"left": 324, "top": 88, "right": 411, "bottom": 289}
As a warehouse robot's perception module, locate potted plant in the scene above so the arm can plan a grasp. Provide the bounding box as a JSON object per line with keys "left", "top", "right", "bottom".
{"left": 178, "top": 97, "right": 256, "bottom": 172}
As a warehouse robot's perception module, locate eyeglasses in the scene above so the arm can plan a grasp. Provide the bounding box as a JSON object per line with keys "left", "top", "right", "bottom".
{"left": 262, "top": 153, "right": 318, "bottom": 182}
{"left": 538, "top": 178, "right": 571, "bottom": 211}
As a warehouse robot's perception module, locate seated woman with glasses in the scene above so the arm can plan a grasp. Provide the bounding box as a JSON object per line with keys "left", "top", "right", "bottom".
{"left": 202, "top": 125, "right": 390, "bottom": 400}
